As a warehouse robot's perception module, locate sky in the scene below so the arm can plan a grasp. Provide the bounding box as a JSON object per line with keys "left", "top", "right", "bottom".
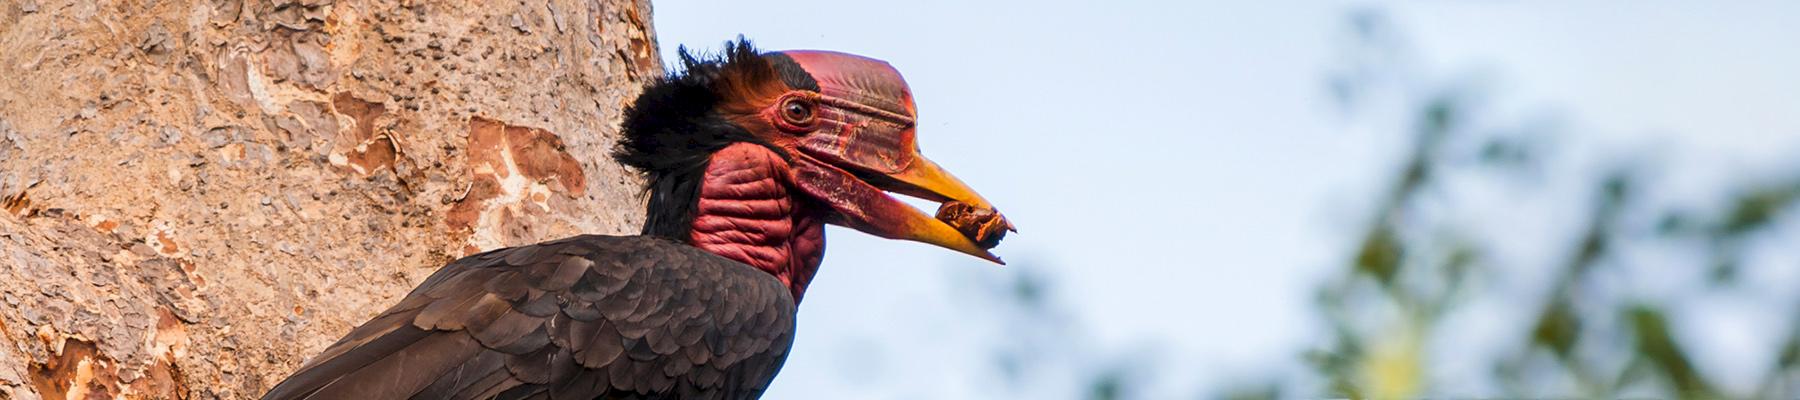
{"left": 651, "top": 2, "right": 1800, "bottom": 398}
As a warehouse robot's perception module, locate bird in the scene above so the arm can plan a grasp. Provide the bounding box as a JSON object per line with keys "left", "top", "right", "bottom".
{"left": 260, "top": 39, "right": 1011, "bottom": 400}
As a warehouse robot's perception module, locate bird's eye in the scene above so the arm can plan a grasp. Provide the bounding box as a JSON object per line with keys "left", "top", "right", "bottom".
{"left": 780, "top": 98, "right": 815, "bottom": 127}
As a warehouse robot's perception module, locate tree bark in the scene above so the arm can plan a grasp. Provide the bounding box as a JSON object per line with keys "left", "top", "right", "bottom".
{"left": 0, "top": 0, "right": 661, "bottom": 397}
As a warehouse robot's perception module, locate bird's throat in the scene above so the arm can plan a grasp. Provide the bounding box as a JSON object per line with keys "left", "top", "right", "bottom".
{"left": 688, "top": 143, "right": 825, "bottom": 303}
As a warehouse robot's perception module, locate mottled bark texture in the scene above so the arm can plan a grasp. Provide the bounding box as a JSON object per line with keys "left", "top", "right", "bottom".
{"left": 0, "top": 0, "right": 662, "bottom": 398}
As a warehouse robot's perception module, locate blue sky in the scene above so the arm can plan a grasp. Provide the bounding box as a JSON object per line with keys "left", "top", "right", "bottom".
{"left": 652, "top": 2, "right": 1800, "bottom": 398}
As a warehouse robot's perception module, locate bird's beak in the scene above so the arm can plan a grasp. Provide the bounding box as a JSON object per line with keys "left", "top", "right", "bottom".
{"left": 788, "top": 131, "right": 1010, "bottom": 264}
{"left": 769, "top": 50, "right": 1010, "bottom": 263}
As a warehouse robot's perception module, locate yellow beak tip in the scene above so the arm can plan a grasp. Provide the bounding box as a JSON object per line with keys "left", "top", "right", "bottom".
{"left": 976, "top": 250, "right": 1005, "bottom": 265}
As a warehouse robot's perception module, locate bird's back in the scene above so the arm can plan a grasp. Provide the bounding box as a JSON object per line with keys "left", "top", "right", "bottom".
{"left": 261, "top": 235, "right": 797, "bottom": 400}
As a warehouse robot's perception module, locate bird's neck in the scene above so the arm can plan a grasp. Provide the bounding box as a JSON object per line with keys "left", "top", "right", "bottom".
{"left": 676, "top": 143, "right": 824, "bottom": 303}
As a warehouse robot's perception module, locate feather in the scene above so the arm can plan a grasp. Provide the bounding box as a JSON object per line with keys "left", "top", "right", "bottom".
{"left": 263, "top": 235, "right": 797, "bottom": 400}
{"left": 303, "top": 332, "right": 485, "bottom": 399}
{"left": 414, "top": 349, "right": 510, "bottom": 400}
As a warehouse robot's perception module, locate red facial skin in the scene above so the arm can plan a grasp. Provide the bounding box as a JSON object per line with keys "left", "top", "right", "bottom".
{"left": 687, "top": 51, "right": 1008, "bottom": 303}
{"left": 690, "top": 143, "right": 826, "bottom": 302}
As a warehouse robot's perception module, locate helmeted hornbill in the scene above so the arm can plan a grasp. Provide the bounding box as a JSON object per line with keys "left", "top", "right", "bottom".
{"left": 260, "top": 39, "right": 1011, "bottom": 399}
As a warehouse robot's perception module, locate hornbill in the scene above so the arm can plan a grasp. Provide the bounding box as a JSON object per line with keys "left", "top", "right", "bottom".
{"left": 261, "top": 40, "right": 1012, "bottom": 399}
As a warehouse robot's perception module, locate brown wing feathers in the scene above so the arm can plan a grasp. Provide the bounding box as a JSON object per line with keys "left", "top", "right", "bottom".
{"left": 262, "top": 235, "right": 796, "bottom": 400}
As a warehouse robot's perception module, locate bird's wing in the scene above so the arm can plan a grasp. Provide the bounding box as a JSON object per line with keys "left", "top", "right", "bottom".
{"left": 261, "top": 235, "right": 797, "bottom": 400}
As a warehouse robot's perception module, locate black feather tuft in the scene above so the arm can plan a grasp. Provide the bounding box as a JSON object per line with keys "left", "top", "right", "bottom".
{"left": 614, "top": 37, "right": 780, "bottom": 241}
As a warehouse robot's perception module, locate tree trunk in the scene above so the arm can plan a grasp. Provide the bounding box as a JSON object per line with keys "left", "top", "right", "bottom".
{"left": 0, "top": 0, "right": 661, "bottom": 397}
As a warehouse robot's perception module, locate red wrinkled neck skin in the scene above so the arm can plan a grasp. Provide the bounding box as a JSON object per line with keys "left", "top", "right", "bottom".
{"left": 690, "top": 143, "right": 826, "bottom": 303}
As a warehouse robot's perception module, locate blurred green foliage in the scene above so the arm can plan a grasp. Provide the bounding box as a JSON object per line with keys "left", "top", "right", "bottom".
{"left": 961, "top": 8, "right": 1800, "bottom": 400}
{"left": 1297, "top": 8, "right": 1800, "bottom": 399}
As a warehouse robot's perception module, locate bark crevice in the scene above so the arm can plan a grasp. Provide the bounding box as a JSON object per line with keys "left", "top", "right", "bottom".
{"left": 0, "top": 0, "right": 661, "bottom": 397}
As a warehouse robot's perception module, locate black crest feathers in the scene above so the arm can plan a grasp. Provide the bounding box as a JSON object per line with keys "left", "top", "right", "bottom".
{"left": 614, "top": 38, "right": 789, "bottom": 240}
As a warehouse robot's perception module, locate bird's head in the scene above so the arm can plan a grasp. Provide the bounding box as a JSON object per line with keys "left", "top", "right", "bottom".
{"left": 616, "top": 39, "right": 1011, "bottom": 270}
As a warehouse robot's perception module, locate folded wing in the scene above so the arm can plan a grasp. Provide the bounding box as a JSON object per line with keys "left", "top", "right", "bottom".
{"left": 262, "top": 235, "right": 797, "bottom": 400}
